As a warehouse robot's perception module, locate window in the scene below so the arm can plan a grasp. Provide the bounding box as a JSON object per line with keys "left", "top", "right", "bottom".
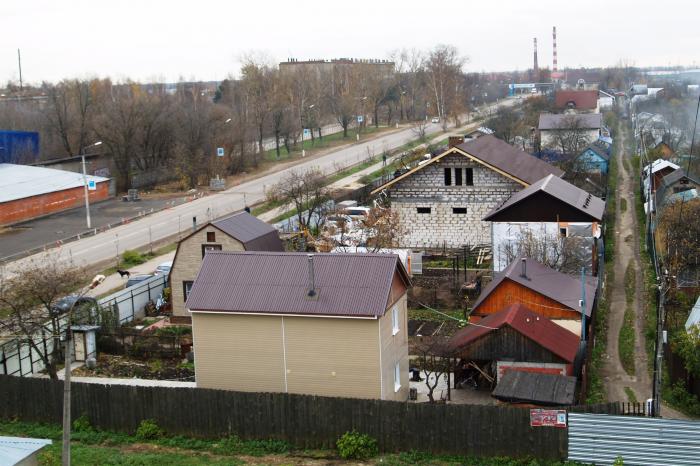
{"left": 465, "top": 168, "right": 474, "bottom": 186}
{"left": 183, "top": 281, "right": 194, "bottom": 302}
{"left": 454, "top": 168, "right": 463, "bottom": 186}
{"left": 416, "top": 207, "right": 431, "bottom": 214}
{"left": 444, "top": 167, "right": 451, "bottom": 186}
{"left": 452, "top": 207, "right": 467, "bottom": 214}
{"left": 394, "top": 362, "right": 401, "bottom": 392}
{"left": 392, "top": 306, "right": 400, "bottom": 335}
{"left": 206, "top": 231, "right": 216, "bottom": 242}
{"left": 559, "top": 227, "right": 568, "bottom": 237}
{"left": 201, "top": 244, "right": 222, "bottom": 258}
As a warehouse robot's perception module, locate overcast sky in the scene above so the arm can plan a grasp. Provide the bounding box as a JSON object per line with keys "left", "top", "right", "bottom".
{"left": 3, "top": 0, "right": 699, "bottom": 85}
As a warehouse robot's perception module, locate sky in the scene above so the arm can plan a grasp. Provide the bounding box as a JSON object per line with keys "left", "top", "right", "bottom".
{"left": 2, "top": 0, "right": 700, "bottom": 85}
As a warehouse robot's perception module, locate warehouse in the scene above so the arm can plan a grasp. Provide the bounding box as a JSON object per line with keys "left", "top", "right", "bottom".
{"left": 0, "top": 163, "right": 110, "bottom": 226}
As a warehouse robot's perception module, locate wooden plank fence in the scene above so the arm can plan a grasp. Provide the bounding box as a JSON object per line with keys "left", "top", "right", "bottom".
{"left": 0, "top": 376, "right": 619, "bottom": 459}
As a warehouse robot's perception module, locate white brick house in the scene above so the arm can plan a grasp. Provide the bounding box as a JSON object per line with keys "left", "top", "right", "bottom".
{"left": 371, "top": 136, "right": 563, "bottom": 249}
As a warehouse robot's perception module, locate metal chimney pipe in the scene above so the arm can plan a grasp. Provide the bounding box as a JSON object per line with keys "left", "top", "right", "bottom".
{"left": 192, "top": 216, "right": 197, "bottom": 232}
{"left": 520, "top": 258, "right": 527, "bottom": 278}
{"left": 307, "top": 254, "right": 316, "bottom": 297}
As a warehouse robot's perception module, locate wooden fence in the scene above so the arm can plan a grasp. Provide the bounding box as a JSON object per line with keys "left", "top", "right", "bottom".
{"left": 0, "top": 375, "right": 620, "bottom": 460}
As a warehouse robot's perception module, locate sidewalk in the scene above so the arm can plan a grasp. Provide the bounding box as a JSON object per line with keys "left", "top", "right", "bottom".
{"left": 88, "top": 251, "right": 176, "bottom": 298}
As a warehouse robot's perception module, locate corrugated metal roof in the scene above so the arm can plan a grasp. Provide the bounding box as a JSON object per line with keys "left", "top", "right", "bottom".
{"left": 484, "top": 174, "right": 605, "bottom": 221}
{"left": 448, "top": 303, "right": 580, "bottom": 362}
{"left": 213, "top": 212, "right": 284, "bottom": 251}
{"left": 492, "top": 371, "right": 576, "bottom": 405}
{"left": 0, "top": 436, "right": 52, "bottom": 464}
{"left": 685, "top": 297, "right": 700, "bottom": 331}
{"left": 472, "top": 257, "right": 598, "bottom": 317}
{"left": 555, "top": 90, "right": 599, "bottom": 110}
{"left": 456, "top": 135, "right": 564, "bottom": 184}
{"left": 186, "top": 251, "right": 410, "bottom": 317}
{"left": 538, "top": 113, "right": 602, "bottom": 130}
{"left": 0, "top": 163, "right": 109, "bottom": 203}
{"left": 580, "top": 142, "right": 610, "bottom": 161}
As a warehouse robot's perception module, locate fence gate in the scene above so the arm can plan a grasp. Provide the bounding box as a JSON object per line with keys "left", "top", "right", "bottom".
{"left": 568, "top": 413, "right": 700, "bottom": 465}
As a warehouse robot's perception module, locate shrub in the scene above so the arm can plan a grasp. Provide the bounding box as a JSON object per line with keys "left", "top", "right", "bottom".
{"left": 121, "top": 250, "right": 147, "bottom": 267}
{"left": 72, "top": 414, "right": 94, "bottom": 433}
{"left": 136, "top": 419, "right": 164, "bottom": 440}
{"left": 336, "top": 430, "right": 378, "bottom": 460}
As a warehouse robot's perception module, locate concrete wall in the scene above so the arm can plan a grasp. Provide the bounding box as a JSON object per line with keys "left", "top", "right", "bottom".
{"left": 389, "top": 154, "right": 522, "bottom": 248}
{"left": 171, "top": 226, "right": 245, "bottom": 318}
{"left": 0, "top": 181, "right": 110, "bottom": 227}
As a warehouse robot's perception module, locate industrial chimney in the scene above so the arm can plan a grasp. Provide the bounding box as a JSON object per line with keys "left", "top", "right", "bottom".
{"left": 533, "top": 38, "right": 538, "bottom": 75}
{"left": 307, "top": 254, "right": 317, "bottom": 298}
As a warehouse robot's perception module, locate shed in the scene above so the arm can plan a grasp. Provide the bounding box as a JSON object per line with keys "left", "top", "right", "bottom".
{"left": 492, "top": 371, "right": 577, "bottom": 406}
{"left": 0, "top": 436, "right": 52, "bottom": 466}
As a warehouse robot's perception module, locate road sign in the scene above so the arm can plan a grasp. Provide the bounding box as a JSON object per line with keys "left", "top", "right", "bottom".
{"left": 357, "top": 115, "right": 364, "bottom": 123}
{"left": 303, "top": 128, "right": 311, "bottom": 138}
{"left": 87, "top": 180, "right": 96, "bottom": 191}
{"left": 216, "top": 147, "right": 225, "bottom": 157}
{"left": 530, "top": 409, "right": 567, "bottom": 428}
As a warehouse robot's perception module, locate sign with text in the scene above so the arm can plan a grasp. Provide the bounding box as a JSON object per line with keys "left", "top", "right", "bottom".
{"left": 87, "top": 180, "right": 97, "bottom": 191}
{"left": 216, "top": 147, "right": 225, "bottom": 157}
{"left": 530, "top": 409, "right": 567, "bottom": 428}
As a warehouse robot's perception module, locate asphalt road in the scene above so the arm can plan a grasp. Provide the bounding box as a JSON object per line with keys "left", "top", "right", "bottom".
{"left": 0, "top": 99, "right": 515, "bottom": 276}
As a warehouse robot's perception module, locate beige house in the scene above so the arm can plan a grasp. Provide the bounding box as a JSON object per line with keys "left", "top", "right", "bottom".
{"left": 186, "top": 251, "right": 411, "bottom": 401}
{"left": 169, "top": 212, "right": 283, "bottom": 323}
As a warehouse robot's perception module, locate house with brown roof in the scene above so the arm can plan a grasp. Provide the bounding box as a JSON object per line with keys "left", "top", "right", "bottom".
{"left": 471, "top": 257, "right": 597, "bottom": 336}
{"left": 169, "top": 211, "right": 284, "bottom": 323}
{"left": 555, "top": 90, "right": 599, "bottom": 113}
{"left": 370, "top": 135, "right": 563, "bottom": 248}
{"left": 186, "top": 251, "right": 411, "bottom": 400}
{"left": 449, "top": 303, "right": 580, "bottom": 382}
{"left": 484, "top": 174, "right": 605, "bottom": 273}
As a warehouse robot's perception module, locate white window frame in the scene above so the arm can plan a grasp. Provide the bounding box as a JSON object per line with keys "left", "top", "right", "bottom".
{"left": 391, "top": 306, "right": 399, "bottom": 336}
{"left": 394, "top": 362, "right": 401, "bottom": 392}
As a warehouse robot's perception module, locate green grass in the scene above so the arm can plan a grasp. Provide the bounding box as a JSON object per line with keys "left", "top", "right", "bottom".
{"left": 619, "top": 263, "right": 636, "bottom": 376}
{"left": 409, "top": 308, "right": 465, "bottom": 323}
{"left": 624, "top": 387, "right": 638, "bottom": 403}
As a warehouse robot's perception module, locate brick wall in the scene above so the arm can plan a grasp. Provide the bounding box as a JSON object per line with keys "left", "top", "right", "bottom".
{"left": 388, "top": 154, "right": 522, "bottom": 248}
{"left": 0, "top": 182, "right": 110, "bottom": 227}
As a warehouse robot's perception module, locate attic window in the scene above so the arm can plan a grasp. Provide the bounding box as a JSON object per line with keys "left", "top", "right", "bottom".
{"left": 465, "top": 168, "right": 474, "bottom": 186}
{"left": 453, "top": 207, "right": 467, "bottom": 214}
{"left": 416, "top": 207, "right": 431, "bottom": 214}
{"left": 206, "top": 231, "right": 216, "bottom": 242}
{"left": 444, "top": 168, "right": 451, "bottom": 186}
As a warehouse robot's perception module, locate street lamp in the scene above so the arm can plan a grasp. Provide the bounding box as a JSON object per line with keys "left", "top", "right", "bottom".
{"left": 81, "top": 141, "right": 102, "bottom": 229}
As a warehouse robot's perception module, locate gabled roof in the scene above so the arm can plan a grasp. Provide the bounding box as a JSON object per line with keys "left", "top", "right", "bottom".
{"left": 492, "top": 371, "right": 577, "bottom": 406}
{"left": 538, "top": 113, "right": 603, "bottom": 131}
{"left": 483, "top": 174, "right": 605, "bottom": 222}
{"left": 448, "top": 303, "right": 580, "bottom": 362}
{"left": 371, "top": 135, "right": 563, "bottom": 194}
{"left": 644, "top": 159, "right": 679, "bottom": 176}
{"left": 186, "top": 251, "right": 411, "bottom": 318}
{"left": 472, "top": 257, "right": 598, "bottom": 317}
{"left": 212, "top": 211, "right": 284, "bottom": 251}
{"left": 579, "top": 142, "right": 610, "bottom": 161}
{"left": 659, "top": 168, "right": 700, "bottom": 188}
{"left": 0, "top": 163, "right": 109, "bottom": 203}
{"left": 555, "top": 90, "right": 598, "bottom": 110}
{"left": 686, "top": 297, "right": 700, "bottom": 331}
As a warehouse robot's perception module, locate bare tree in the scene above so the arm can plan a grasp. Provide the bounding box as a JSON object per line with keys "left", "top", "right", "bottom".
{"left": 501, "top": 229, "right": 590, "bottom": 274}
{"left": 425, "top": 45, "right": 467, "bottom": 127}
{"left": 268, "top": 168, "right": 331, "bottom": 230}
{"left": 363, "top": 207, "right": 406, "bottom": 251}
{"left": 414, "top": 338, "right": 453, "bottom": 403}
{"left": 547, "top": 115, "right": 593, "bottom": 159}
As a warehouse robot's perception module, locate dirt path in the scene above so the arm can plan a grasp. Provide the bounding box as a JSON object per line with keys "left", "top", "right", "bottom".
{"left": 601, "top": 125, "right": 652, "bottom": 404}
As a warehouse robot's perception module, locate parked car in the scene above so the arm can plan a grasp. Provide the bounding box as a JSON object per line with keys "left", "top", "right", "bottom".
{"left": 154, "top": 260, "right": 173, "bottom": 275}
{"left": 431, "top": 117, "right": 440, "bottom": 123}
{"left": 51, "top": 295, "right": 98, "bottom": 316}
{"left": 125, "top": 274, "right": 154, "bottom": 289}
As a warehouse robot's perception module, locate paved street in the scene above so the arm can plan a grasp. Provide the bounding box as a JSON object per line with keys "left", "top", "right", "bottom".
{"left": 0, "top": 99, "right": 514, "bottom": 276}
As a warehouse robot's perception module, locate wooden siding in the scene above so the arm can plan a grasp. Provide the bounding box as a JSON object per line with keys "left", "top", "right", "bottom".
{"left": 454, "top": 326, "right": 569, "bottom": 364}
{"left": 474, "top": 279, "right": 580, "bottom": 320}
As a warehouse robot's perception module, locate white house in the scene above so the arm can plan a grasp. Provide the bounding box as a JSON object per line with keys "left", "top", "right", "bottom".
{"left": 538, "top": 114, "right": 603, "bottom": 152}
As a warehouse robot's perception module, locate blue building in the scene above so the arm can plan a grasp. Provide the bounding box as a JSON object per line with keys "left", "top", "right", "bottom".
{"left": 0, "top": 130, "right": 40, "bottom": 163}
{"left": 574, "top": 142, "right": 610, "bottom": 174}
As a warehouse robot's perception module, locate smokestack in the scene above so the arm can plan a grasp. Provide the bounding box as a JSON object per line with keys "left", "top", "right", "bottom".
{"left": 520, "top": 258, "right": 527, "bottom": 279}
{"left": 551, "top": 26, "right": 561, "bottom": 83}
{"left": 533, "top": 38, "right": 538, "bottom": 75}
{"left": 307, "top": 254, "right": 317, "bottom": 298}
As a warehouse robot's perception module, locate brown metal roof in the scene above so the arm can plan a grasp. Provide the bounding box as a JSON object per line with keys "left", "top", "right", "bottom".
{"left": 212, "top": 212, "right": 284, "bottom": 251}
{"left": 538, "top": 113, "right": 602, "bottom": 130}
{"left": 483, "top": 174, "right": 605, "bottom": 222}
{"left": 186, "top": 251, "right": 410, "bottom": 318}
{"left": 472, "top": 257, "right": 598, "bottom": 317}
{"left": 555, "top": 90, "right": 598, "bottom": 110}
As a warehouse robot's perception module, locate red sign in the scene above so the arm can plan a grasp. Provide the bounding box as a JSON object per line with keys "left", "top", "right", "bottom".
{"left": 530, "top": 409, "right": 567, "bottom": 428}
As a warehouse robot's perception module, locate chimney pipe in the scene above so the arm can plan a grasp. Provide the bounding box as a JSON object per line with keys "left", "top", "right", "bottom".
{"left": 307, "top": 254, "right": 316, "bottom": 297}
{"left": 520, "top": 258, "right": 527, "bottom": 278}
{"left": 192, "top": 216, "right": 197, "bottom": 232}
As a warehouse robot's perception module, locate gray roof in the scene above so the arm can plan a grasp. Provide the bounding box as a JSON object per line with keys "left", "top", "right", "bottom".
{"left": 538, "top": 113, "right": 603, "bottom": 130}
{"left": 0, "top": 436, "right": 52, "bottom": 465}
{"left": 492, "top": 371, "right": 577, "bottom": 406}
{"left": 0, "top": 163, "right": 109, "bottom": 203}
{"left": 580, "top": 142, "right": 610, "bottom": 161}
{"left": 186, "top": 251, "right": 410, "bottom": 318}
{"left": 659, "top": 168, "right": 700, "bottom": 188}
{"left": 484, "top": 174, "right": 605, "bottom": 222}
{"left": 472, "top": 257, "right": 598, "bottom": 317}
{"left": 212, "top": 212, "right": 284, "bottom": 251}
{"left": 456, "top": 135, "right": 564, "bottom": 184}
{"left": 686, "top": 297, "right": 700, "bottom": 331}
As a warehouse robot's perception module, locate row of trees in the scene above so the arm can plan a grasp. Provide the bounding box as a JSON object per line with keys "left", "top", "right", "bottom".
{"left": 1, "top": 45, "right": 487, "bottom": 192}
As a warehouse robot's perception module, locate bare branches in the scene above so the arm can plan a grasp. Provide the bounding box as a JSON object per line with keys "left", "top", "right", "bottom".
{"left": 268, "top": 168, "right": 331, "bottom": 230}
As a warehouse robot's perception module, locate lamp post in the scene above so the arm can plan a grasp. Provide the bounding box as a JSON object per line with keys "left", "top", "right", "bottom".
{"left": 80, "top": 141, "right": 102, "bottom": 229}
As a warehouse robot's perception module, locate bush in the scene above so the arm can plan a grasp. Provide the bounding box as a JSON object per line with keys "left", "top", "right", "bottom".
{"left": 121, "top": 250, "right": 147, "bottom": 267}
{"left": 136, "top": 419, "right": 164, "bottom": 440}
{"left": 72, "top": 414, "right": 94, "bottom": 433}
{"left": 336, "top": 430, "right": 378, "bottom": 460}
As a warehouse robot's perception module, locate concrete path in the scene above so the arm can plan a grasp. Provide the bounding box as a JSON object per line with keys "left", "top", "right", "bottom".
{"left": 87, "top": 251, "right": 176, "bottom": 298}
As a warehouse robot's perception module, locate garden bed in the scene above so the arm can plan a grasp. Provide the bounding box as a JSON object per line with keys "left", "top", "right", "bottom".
{"left": 73, "top": 354, "right": 194, "bottom": 381}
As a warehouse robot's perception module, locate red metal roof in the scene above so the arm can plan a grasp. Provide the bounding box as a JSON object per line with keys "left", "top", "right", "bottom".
{"left": 186, "top": 251, "right": 411, "bottom": 318}
{"left": 555, "top": 90, "right": 598, "bottom": 110}
{"left": 448, "top": 303, "right": 580, "bottom": 363}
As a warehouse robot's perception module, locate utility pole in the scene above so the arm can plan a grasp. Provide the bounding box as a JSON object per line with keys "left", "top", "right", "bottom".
{"left": 580, "top": 266, "right": 587, "bottom": 341}
{"left": 81, "top": 155, "right": 92, "bottom": 229}
{"left": 652, "top": 278, "right": 667, "bottom": 417}
{"left": 17, "top": 49, "right": 23, "bottom": 92}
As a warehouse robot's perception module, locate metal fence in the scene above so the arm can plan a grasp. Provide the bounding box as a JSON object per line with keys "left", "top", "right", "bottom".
{"left": 568, "top": 412, "right": 700, "bottom": 466}
{"left": 0, "top": 274, "right": 167, "bottom": 377}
